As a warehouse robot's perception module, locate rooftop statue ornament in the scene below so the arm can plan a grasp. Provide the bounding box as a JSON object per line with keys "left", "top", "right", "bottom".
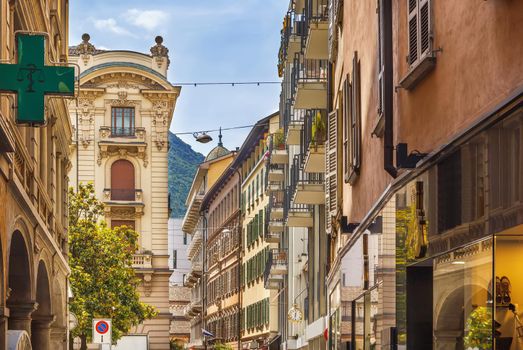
{"left": 150, "top": 36, "right": 170, "bottom": 68}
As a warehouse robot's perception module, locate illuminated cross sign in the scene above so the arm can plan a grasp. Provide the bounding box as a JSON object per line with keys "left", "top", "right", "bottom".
{"left": 0, "top": 34, "right": 75, "bottom": 125}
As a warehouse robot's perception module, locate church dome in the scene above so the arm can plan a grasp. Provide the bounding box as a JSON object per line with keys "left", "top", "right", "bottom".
{"left": 204, "top": 129, "right": 230, "bottom": 162}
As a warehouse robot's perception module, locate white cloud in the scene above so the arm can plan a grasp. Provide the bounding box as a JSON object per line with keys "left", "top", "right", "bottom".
{"left": 124, "top": 9, "right": 169, "bottom": 31}
{"left": 93, "top": 18, "right": 132, "bottom": 36}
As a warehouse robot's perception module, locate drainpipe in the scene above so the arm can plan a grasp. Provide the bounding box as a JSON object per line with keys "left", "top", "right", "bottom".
{"left": 382, "top": 0, "right": 397, "bottom": 178}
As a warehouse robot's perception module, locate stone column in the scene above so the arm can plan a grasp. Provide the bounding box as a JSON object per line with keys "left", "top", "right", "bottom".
{"left": 7, "top": 301, "right": 37, "bottom": 335}
{"left": 0, "top": 307, "right": 8, "bottom": 350}
{"left": 31, "top": 315, "right": 55, "bottom": 350}
{"left": 51, "top": 326, "right": 67, "bottom": 350}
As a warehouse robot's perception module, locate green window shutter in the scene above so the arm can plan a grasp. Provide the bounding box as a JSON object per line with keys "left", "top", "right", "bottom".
{"left": 259, "top": 209, "right": 264, "bottom": 238}
{"left": 262, "top": 299, "right": 266, "bottom": 325}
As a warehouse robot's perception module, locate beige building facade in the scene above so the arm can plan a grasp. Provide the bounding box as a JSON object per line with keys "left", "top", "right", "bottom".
{"left": 239, "top": 113, "right": 281, "bottom": 350}
{"left": 0, "top": 1, "right": 72, "bottom": 349}
{"left": 68, "top": 34, "right": 180, "bottom": 349}
{"left": 201, "top": 155, "right": 241, "bottom": 349}
{"left": 183, "top": 143, "right": 234, "bottom": 350}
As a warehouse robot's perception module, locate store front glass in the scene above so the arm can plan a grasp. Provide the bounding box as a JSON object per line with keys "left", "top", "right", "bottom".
{"left": 397, "top": 105, "right": 523, "bottom": 350}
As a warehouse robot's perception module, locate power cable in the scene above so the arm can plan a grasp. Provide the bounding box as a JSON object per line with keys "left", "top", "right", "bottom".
{"left": 173, "top": 81, "right": 281, "bottom": 87}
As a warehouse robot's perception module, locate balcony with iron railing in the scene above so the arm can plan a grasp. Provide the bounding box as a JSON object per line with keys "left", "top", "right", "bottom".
{"left": 99, "top": 126, "right": 146, "bottom": 142}
{"left": 266, "top": 191, "right": 285, "bottom": 243}
{"left": 290, "top": 154, "right": 325, "bottom": 205}
{"left": 268, "top": 132, "right": 288, "bottom": 165}
{"left": 279, "top": 10, "right": 306, "bottom": 66}
{"left": 302, "top": 0, "right": 329, "bottom": 60}
{"left": 282, "top": 102, "right": 307, "bottom": 146}
{"left": 103, "top": 188, "right": 143, "bottom": 202}
{"left": 301, "top": 109, "right": 326, "bottom": 173}
{"left": 284, "top": 186, "right": 313, "bottom": 228}
{"left": 292, "top": 53, "right": 328, "bottom": 109}
{"left": 264, "top": 248, "right": 288, "bottom": 289}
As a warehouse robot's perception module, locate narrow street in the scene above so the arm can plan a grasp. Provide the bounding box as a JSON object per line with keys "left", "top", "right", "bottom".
{"left": 0, "top": 1, "right": 522, "bottom": 350}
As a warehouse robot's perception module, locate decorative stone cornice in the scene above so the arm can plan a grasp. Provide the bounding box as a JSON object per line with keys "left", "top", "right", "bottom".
{"left": 97, "top": 144, "right": 148, "bottom": 167}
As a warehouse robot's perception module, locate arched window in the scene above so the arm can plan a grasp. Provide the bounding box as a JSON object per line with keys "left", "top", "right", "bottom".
{"left": 111, "top": 159, "right": 135, "bottom": 200}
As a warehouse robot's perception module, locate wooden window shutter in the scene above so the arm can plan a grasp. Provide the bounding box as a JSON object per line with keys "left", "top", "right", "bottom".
{"left": 343, "top": 75, "right": 351, "bottom": 182}
{"left": 407, "top": 0, "right": 418, "bottom": 65}
{"left": 419, "top": 0, "right": 432, "bottom": 59}
{"left": 348, "top": 51, "right": 361, "bottom": 184}
{"left": 377, "top": 0, "right": 384, "bottom": 117}
{"left": 326, "top": 109, "right": 339, "bottom": 233}
{"left": 408, "top": 0, "right": 432, "bottom": 66}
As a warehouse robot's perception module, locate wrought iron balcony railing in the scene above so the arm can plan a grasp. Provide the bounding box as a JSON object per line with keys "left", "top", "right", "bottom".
{"left": 280, "top": 10, "right": 306, "bottom": 61}
{"left": 283, "top": 186, "right": 312, "bottom": 219}
{"left": 103, "top": 188, "right": 143, "bottom": 202}
{"left": 300, "top": 109, "right": 327, "bottom": 157}
{"left": 302, "top": 0, "right": 329, "bottom": 49}
{"left": 293, "top": 54, "right": 328, "bottom": 85}
{"left": 289, "top": 154, "right": 324, "bottom": 194}
{"left": 263, "top": 248, "right": 288, "bottom": 288}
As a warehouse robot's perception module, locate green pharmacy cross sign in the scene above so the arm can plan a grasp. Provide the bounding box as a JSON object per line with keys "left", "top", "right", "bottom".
{"left": 0, "top": 34, "right": 75, "bottom": 125}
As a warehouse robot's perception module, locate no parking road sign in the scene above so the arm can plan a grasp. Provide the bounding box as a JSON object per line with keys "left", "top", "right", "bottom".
{"left": 93, "top": 318, "right": 112, "bottom": 344}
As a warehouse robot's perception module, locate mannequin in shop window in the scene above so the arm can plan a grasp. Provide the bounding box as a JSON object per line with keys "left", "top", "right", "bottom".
{"left": 494, "top": 277, "right": 523, "bottom": 350}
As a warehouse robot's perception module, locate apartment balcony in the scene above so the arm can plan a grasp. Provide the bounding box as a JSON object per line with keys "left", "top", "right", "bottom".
{"left": 290, "top": 154, "right": 325, "bottom": 205}
{"left": 132, "top": 253, "right": 153, "bottom": 269}
{"left": 184, "top": 273, "right": 198, "bottom": 288}
{"left": 301, "top": 110, "right": 326, "bottom": 173}
{"left": 103, "top": 188, "right": 145, "bottom": 217}
{"left": 303, "top": 0, "right": 329, "bottom": 60}
{"left": 182, "top": 188, "right": 205, "bottom": 233}
{"left": 284, "top": 107, "right": 306, "bottom": 146}
{"left": 190, "top": 260, "right": 203, "bottom": 279}
{"left": 183, "top": 299, "right": 202, "bottom": 318}
{"left": 292, "top": 56, "right": 328, "bottom": 109}
{"left": 279, "top": 11, "right": 306, "bottom": 64}
{"left": 269, "top": 190, "right": 285, "bottom": 220}
{"left": 98, "top": 126, "right": 147, "bottom": 165}
{"left": 264, "top": 249, "right": 287, "bottom": 289}
{"left": 103, "top": 188, "right": 143, "bottom": 202}
{"left": 284, "top": 188, "right": 313, "bottom": 228}
{"left": 269, "top": 132, "right": 288, "bottom": 165}
{"left": 187, "top": 231, "right": 203, "bottom": 260}
{"left": 267, "top": 164, "right": 285, "bottom": 183}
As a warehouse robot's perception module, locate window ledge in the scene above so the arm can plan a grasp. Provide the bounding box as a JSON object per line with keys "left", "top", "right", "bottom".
{"left": 399, "top": 55, "right": 436, "bottom": 91}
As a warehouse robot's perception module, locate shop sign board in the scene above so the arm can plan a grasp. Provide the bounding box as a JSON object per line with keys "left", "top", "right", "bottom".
{"left": 0, "top": 34, "right": 75, "bottom": 125}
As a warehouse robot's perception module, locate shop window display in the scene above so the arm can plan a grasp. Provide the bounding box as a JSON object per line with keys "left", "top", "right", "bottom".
{"left": 494, "top": 235, "right": 523, "bottom": 350}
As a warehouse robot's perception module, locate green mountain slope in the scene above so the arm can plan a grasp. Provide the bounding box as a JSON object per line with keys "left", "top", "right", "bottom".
{"left": 168, "top": 132, "right": 204, "bottom": 218}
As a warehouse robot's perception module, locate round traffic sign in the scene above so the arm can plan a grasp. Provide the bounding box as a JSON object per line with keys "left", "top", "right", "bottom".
{"left": 95, "top": 320, "right": 109, "bottom": 335}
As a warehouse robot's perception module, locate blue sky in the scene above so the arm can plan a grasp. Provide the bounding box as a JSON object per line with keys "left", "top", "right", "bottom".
{"left": 70, "top": 0, "right": 287, "bottom": 155}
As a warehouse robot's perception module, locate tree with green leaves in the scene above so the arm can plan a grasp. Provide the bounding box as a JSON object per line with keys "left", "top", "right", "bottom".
{"left": 68, "top": 183, "right": 157, "bottom": 349}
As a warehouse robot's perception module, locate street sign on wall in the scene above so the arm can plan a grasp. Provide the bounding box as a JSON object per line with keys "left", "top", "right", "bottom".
{"left": 0, "top": 34, "right": 75, "bottom": 125}
{"left": 93, "top": 318, "right": 112, "bottom": 344}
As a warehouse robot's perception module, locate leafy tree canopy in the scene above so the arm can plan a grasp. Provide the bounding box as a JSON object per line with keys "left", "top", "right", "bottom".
{"left": 68, "top": 183, "right": 156, "bottom": 348}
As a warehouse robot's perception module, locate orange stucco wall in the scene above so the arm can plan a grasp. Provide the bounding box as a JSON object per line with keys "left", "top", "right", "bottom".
{"left": 337, "top": 0, "right": 523, "bottom": 223}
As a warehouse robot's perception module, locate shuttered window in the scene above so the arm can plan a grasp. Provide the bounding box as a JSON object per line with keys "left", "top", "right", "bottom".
{"left": 347, "top": 52, "right": 361, "bottom": 184}
{"left": 343, "top": 75, "right": 351, "bottom": 182}
{"left": 377, "top": 0, "right": 384, "bottom": 118}
{"left": 326, "top": 110, "right": 339, "bottom": 233}
{"left": 407, "top": 0, "right": 432, "bottom": 67}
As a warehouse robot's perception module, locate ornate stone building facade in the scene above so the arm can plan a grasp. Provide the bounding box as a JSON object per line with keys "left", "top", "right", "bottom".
{"left": 0, "top": 1, "right": 72, "bottom": 349}
{"left": 68, "top": 35, "right": 181, "bottom": 349}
